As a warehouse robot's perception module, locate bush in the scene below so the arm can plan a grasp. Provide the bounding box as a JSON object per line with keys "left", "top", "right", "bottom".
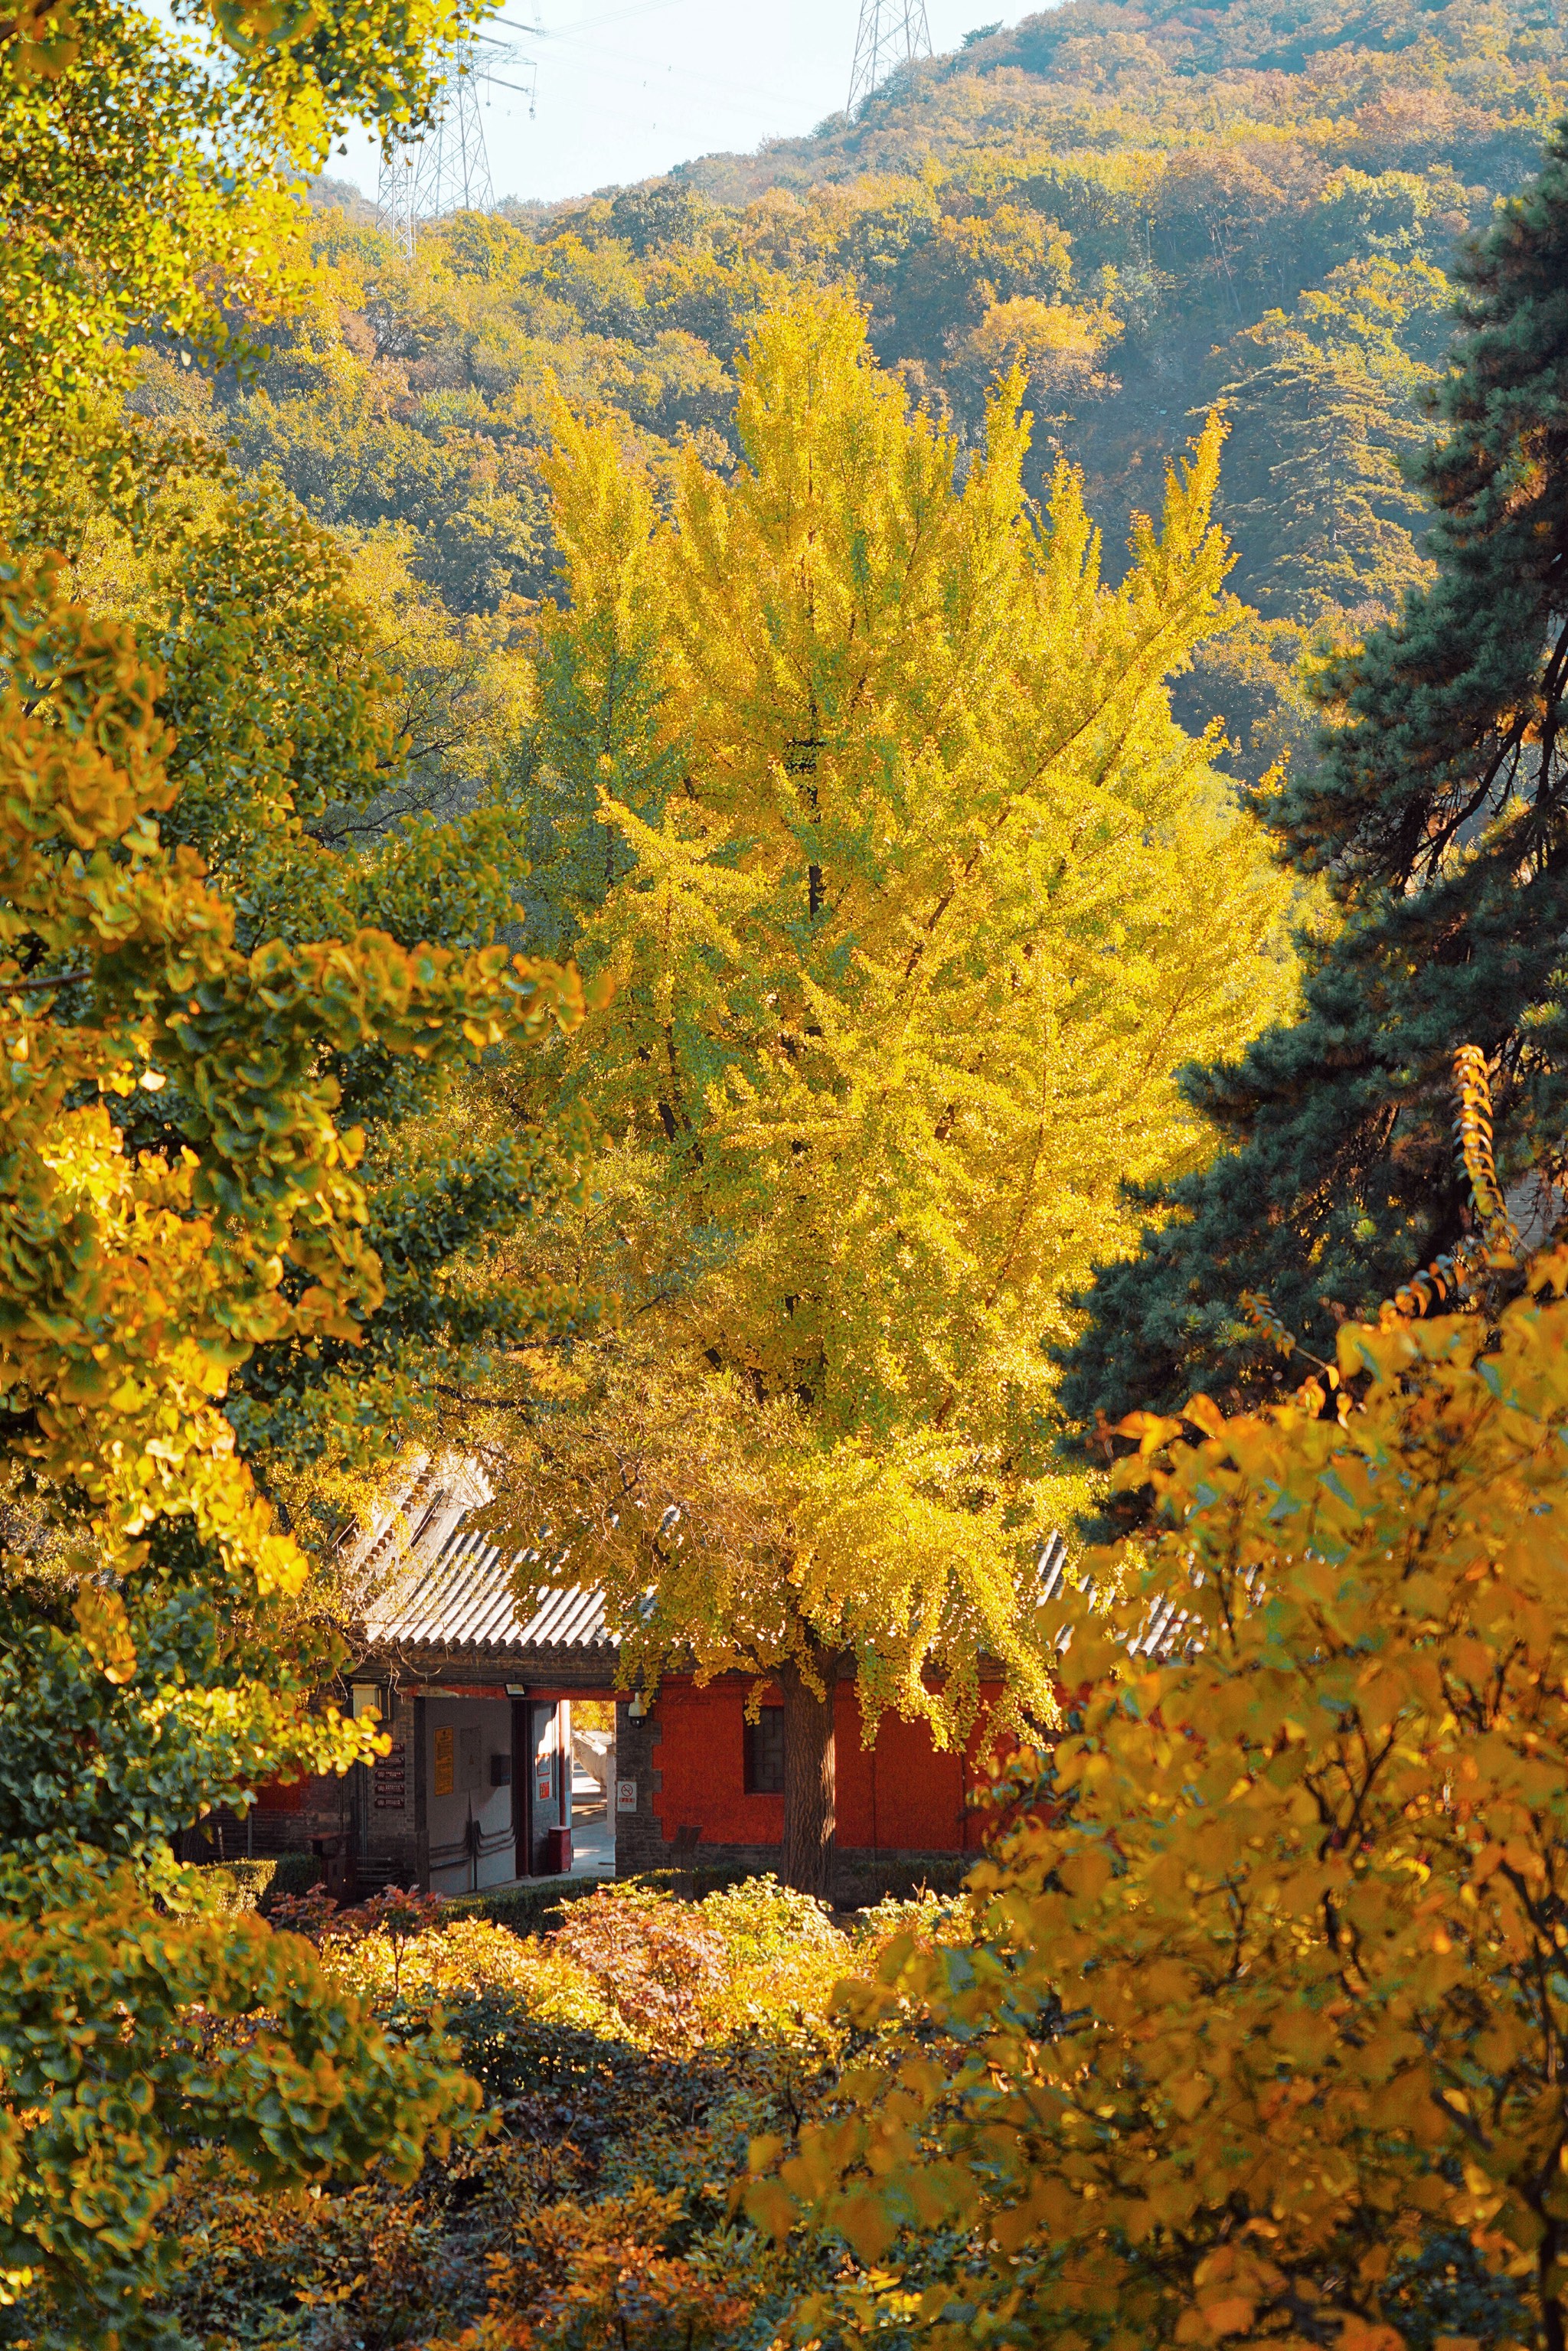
{"left": 696, "top": 1875, "right": 838, "bottom": 1967}
{"left": 254, "top": 1850, "right": 320, "bottom": 1909}
{"left": 550, "top": 1886, "right": 730, "bottom": 2052}
{"left": 195, "top": 1857, "right": 279, "bottom": 1912}
{"left": 765, "top": 1242, "right": 1568, "bottom": 2349}
{"left": 829, "top": 1854, "right": 971, "bottom": 1910}
{"left": 449, "top": 1876, "right": 609, "bottom": 1941}
{"left": 429, "top": 2181, "right": 754, "bottom": 2350}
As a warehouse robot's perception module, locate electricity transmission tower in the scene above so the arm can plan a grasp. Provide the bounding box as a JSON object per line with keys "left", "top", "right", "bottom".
{"left": 375, "top": 33, "right": 536, "bottom": 260}
{"left": 847, "top": 0, "right": 933, "bottom": 116}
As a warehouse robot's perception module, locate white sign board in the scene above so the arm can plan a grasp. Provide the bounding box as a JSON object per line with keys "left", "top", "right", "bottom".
{"left": 615, "top": 1778, "right": 638, "bottom": 1814}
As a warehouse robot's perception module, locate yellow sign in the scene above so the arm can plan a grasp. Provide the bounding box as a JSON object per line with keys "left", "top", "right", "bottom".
{"left": 433, "top": 1723, "right": 454, "bottom": 1797}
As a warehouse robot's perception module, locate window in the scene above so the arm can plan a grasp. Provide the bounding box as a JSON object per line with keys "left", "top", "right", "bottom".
{"left": 743, "top": 1706, "right": 785, "bottom": 1794}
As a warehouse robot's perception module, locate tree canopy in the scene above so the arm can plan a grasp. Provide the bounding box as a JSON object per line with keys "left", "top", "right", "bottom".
{"left": 479, "top": 291, "right": 1295, "bottom": 1892}
{"left": 0, "top": 3, "right": 598, "bottom": 2335}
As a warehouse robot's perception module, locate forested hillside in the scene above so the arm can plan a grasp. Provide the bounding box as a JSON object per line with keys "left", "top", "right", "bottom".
{"left": 162, "top": 0, "right": 1568, "bottom": 776}
{"left": 11, "top": 0, "right": 1568, "bottom": 2343}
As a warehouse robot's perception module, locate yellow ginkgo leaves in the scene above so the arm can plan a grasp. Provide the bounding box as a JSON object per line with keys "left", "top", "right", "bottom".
{"left": 497, "top": 289, "right": 1298, "bottom": 1882}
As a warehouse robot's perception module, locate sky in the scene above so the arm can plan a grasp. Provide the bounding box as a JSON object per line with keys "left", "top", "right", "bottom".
{"left": 330, "top": 2, "right": 1032, "bottom": 211}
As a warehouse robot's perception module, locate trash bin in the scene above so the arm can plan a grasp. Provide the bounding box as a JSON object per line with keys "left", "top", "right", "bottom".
{"left": 546, "top": 1824, "right": 573, "bottom": 1875}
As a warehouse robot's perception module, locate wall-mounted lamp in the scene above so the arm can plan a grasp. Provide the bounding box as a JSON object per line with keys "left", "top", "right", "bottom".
{"left": 627, "top": 1692, "right": 649, "bottom": 1719}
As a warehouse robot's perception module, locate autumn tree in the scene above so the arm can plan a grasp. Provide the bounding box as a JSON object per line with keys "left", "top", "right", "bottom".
{"left": 495, "top": 292, "right": 1296, "bottom": 1898}
{"left": 1064, "top": 116, "right": 1568, "bottom": 1431}
{"left": 0, "top": 0, "right": 463, "bottom": 544}
{"left": 16, "top": 16, "right": 602, "bottom": 1517}
{"left": 764, "top": 1075, "right": 1568, "bottom": 2350}
{"left": 80, "top": 478, "right": 601, "bottom": 1517}
{"left": 0, "top": 2, "right": 591, "bottom": 2338}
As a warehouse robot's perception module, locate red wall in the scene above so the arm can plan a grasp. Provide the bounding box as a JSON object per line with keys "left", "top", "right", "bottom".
{"left": 649, "top": 1678, "right": 1006, "bottom": 1853}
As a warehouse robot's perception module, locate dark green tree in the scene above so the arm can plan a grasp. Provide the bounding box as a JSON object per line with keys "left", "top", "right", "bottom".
{"left": 1060, "top": 116, "right": 1568, "bottom": 1431}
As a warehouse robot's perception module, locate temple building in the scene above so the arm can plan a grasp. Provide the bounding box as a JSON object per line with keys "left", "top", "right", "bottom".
{"left": 226, "top": 1456, "right": 1022, "bottom": 1902}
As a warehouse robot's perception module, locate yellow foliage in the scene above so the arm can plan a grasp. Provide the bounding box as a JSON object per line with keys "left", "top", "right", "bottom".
{"left": 0, "top": 539, "right": 583, "bottom": 2336}
{"left": 498, "top": 289, "right": 1297, "bottom": 1757}
{"left": 771, "top": 1234, "right": 1568, "bottom": 2347}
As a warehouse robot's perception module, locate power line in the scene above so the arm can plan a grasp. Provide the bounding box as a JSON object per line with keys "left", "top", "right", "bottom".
{"left": 492, "top": 1, "right": 688, "bottom": 39}
{"left": 375, "top": 34, "right": 537, "bottom": 260}
{"left": 521, "top": 30, "right": 805, "bottom": 109}
{"left": 847, "top": 0, "right": 933, "bottom": 116}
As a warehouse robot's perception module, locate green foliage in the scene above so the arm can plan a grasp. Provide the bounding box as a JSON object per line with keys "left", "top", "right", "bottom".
{"left": 0, "top": 1868, "right": 482, "bottom": 2340}
{"left": 1214, "top": 256, "right": 1452, "bottom": 624}
{"left": 93, "top": 475, "right": 603, "bottom": 1487}
{"left": 1064, "top": 113, "right": 1568, "bottom": 1430}
{"left": 0, "top": 0, "right": 476, "bottom": 528}
{"left": 447, "top": 1874, "right": 618, "bottom": 1941}
{"left": 260, "top": 1850, "right": 322, "bottom": 1905}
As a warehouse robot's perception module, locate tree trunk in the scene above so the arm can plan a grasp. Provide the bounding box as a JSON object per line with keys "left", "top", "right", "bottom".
{"left": 780, "top": 1637, "right": 837, "bottom": 1903}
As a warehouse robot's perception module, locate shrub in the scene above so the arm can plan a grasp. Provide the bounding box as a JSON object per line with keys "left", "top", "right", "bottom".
{"left": 264, "top": 1884, "right": 342, "bottom": 1946}
{"left": 450, "top": 1876, "right": 609, "bottom": 1941}
{"left": 254, "top": 1850, "right": 321, "bottom": 1909}
{"left": 196, "top": 1857, "right": 279, "bottom": 1912}
{"left": 697, "top": 1874, "right": 838, "bottom": 1968}
{"left": 430, "top": 2183, "right": 753, "bottom": 2350}
{"left": 550, "top": 1886, "right": 730, "bottom": 2052}
{"left": 152, "top": 1876, "right": 866, "bottom": 2346}
{"left": 347, "top": 1885, "right": 449, "bottom": 1998}
{"left": 762, "top": 1235, "right": 1568, "bottom": 2349}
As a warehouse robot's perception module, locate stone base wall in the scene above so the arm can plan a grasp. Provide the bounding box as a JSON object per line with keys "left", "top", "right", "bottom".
{"left": 622, "top": 1830, "right": 973, "bottom": 1908}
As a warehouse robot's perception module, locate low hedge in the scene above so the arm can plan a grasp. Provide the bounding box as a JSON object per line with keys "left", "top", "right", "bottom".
{"left": 194, "top": 1853, "right": 969, "bottom": 1930}
{"left": 195, "top": 1853, "right": 321, "bottom": 1913}
{"left": 444, "top": 1877, "right": 606, "bottom": 1939}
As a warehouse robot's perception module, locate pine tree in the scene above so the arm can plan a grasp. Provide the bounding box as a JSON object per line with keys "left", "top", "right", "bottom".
{"left": 1214, "top": 256, "right": 1449, "bottom": 624}
{"left": 1062, "top": 119, "right": 1568, "bottom": 1435}
{"left": 496, "top": 293, "right": 1295, "bottom": 1897}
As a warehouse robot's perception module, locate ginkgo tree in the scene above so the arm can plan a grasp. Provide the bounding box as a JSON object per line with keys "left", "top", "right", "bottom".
{"left": 500, "top": 292, "right": 1298, "bottom": 1896}
{"left": 0, "top": 537, "right": 587, "bottom": 2351}
{"left": 767, "top": 1063, "right": 1568, "bottom": 2351}
{"left": 0, "top": 1, "right": 593, "bottom": 2342}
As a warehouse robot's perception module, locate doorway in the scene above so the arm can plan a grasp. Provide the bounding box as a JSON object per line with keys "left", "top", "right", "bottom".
{"left": 508, "top": 1696, "right": 617, "bottom": 1878}
{"left": 424, "top": 1693, "right": 514, "bottom": 1894}
{"left": 569, "top": 1698, "right": 616, "bottom": 1879}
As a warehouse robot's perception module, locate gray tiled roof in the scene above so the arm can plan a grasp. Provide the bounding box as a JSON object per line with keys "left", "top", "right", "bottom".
{"left": 357, "top": 1455, "right": 1076, "bottom": 1669}
{"left": 364, "top": 1523, "right": 616, "bottom": 1659}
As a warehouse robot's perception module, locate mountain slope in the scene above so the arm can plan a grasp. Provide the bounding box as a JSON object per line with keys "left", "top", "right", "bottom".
{"left": 143, "top": 0, "right": 1568, "bottom": 776}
